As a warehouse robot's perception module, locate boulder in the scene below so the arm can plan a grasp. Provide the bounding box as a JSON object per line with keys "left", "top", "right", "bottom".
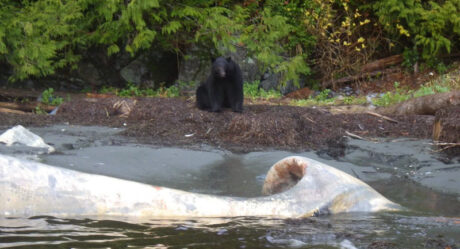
{"left": 178, "top": 46, "right": 259, "bottom": 84}
{"left": 120, "top": 57, "right": 148, "bottom": 85}
{"left": 0, "top": 125, "right": 55, "bottom": 153}
{"left": 76, "top": 60, "right": 104, "bottom": 86}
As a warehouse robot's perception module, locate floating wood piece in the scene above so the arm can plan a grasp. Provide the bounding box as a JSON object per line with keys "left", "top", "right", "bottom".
{"left": 365, "top": 111, "right": 398, "bottom": 123}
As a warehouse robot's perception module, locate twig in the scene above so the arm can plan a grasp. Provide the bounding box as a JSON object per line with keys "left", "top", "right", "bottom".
{"left": 365, "top": 111, "right": 398, "bottom": 123}
{"left": 429, "top": 142, "right": 460, "bottom": 146}
{"left": 345, "top": 131, "right": 379, "bottom": 142}
{"left": 427, "top": 141, "right": 460, "bottom": 152}
{"left": 302, "top": 115, "right": 316, "bottom": 124}
{"left": 345, "top": 131, "right": 366, "bottom": 140}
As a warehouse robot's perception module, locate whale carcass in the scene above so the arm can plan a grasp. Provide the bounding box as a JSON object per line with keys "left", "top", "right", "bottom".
{"left": 0, "top": 154, "right": 400, "bottom": 218}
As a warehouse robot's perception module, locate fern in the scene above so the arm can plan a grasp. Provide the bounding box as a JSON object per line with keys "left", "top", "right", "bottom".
{"left": 162, "top": 21, "right": 182, "bottom": 34}
{"left": 374, "top": 0, "right": 460, "bottom": 61}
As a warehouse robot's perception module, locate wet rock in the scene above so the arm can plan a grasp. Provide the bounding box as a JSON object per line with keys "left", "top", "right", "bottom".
{"left": 316, "top": 137, "right": 347, "bottom": 160}
{"left": 0, "top": 125, "right": 55, "bottom": 153}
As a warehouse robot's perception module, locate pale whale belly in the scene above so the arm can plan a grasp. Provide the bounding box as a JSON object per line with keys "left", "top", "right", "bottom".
{"left": 0, "top": 154, "right": 401, "bottom": 218}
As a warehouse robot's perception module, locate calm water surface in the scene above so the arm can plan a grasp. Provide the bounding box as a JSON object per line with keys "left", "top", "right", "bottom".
{"left": 0, "top": 126, "right": 459, "bottom": 248}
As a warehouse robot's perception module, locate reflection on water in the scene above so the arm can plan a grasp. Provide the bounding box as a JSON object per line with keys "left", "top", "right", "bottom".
{"left": 371, "top": 178, "right": 460, "bottom": 217}
{"left": 1, "top": 214, "right": 459, "bottom": 248}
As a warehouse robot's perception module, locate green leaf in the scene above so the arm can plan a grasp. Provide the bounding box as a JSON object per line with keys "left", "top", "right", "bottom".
{"left": 162, "top": 21, "right": 182, "bottom": 34}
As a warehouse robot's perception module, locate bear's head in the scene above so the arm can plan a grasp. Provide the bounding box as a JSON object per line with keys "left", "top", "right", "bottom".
{"left": 212, "top": 57, "right": 233, "bottom": 79}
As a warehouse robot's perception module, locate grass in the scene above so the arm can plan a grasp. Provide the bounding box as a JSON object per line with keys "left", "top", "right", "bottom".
{"left": 243, "top": 81, "right": 282, "bottom": 99}
{"left": 372, "top": 76, "right": 455, "bottom": 107}
{"left": 86, "top": 66, "right": 459, "bottom": 108}
{"left": 291, "top": 66, "right": 459, "bottom": 107}
{"left": 98, "top": 81, "right": 284, "bottom": 99}
{"left": 99, "top": 83, "right": 181, "bottom": 98}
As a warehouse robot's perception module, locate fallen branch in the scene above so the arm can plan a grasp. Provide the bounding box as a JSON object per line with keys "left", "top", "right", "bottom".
{"left": 345, "top": 131, "right": 380, "bottom": 142}
{"left": 321, "top": 54, "right": 403, "bottom": 88}
{"left": 0, "top": 101, "right": 55, "bottom": 113}
{"left": 365, "top": 111, "right": 398, "bottom": 123}
{"left": 429, "top": 142, "right": 460, "bottom": 146}
{"left": 428, "top": 142, "right": 460, "bottom": 152}
{"left": 361, "top": 54, "right": 403, "bottom": 72}
{"left": 323, "top": 69, "right": 397, "bottom": 88}
{"left": 345, "top": 131, "right": 365, "bottom": 140}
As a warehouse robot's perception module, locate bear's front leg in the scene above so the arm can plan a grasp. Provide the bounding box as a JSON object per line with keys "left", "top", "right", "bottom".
{"left": 209, "top": 83, "right": 224, "bottom": 112}
{"left": 226, "top": 81, "right": 243, "bottom": 113}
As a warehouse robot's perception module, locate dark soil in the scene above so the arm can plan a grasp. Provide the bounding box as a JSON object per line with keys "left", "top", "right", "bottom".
{"left": 0, "top": 95, "right": 434, "bottom": 153}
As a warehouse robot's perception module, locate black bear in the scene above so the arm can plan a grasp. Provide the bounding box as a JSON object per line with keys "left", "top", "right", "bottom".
{"left": 196, "top": 57, "right": 243, "bottom": 113}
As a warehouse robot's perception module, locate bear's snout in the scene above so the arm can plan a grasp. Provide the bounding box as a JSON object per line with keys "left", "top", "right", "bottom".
{"left": 215, "top": 69, "right": 226, "bottom": 78}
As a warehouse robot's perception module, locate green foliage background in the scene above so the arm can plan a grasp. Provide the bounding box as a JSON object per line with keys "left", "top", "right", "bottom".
{"left": 0, "top": 0, "right": 459, "bottom": 86}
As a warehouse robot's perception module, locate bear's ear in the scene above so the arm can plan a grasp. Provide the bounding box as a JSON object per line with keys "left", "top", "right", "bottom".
{"left": 226, "top": 57, "right": 232, "bottom": 62}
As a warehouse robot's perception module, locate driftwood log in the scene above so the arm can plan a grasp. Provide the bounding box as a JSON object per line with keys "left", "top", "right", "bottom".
{"left": 361, "top": 54, "right": 403, "bottom": 73}
{"left": 432, "top": 105, "right": 460, "bottom": 156}
{"left": 0, "top": 102, "right": 55, "bottom": 113}
{"left": 377, "top": 91, "right": 460, "bottom": 115}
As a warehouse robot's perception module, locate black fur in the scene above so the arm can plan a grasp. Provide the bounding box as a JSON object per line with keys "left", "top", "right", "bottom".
{"left": 196, "top": 57, "right": 244, "bottom": 113}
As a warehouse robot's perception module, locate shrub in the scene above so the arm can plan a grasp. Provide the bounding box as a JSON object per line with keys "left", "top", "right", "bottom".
{"left": 374, "top": 0, "right": 460, "bottom": 62}
{"left": 40, "top": 88, "right": 63, "bottom": 106}
{"left": 243, "top": 81, "right": 281, "bottom": 99}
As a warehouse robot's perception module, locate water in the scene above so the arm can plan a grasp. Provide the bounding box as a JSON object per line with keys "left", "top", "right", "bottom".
{"left": 2, "top": 214, "right": 459, "bottom": 248}
{"left": 1, "top": 125, "right": 459, "bottom": 248}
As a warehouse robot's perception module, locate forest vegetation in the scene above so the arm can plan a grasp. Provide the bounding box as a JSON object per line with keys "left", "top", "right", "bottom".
{"left": 0, "top": 0, "right": 459, "bottom": 91}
